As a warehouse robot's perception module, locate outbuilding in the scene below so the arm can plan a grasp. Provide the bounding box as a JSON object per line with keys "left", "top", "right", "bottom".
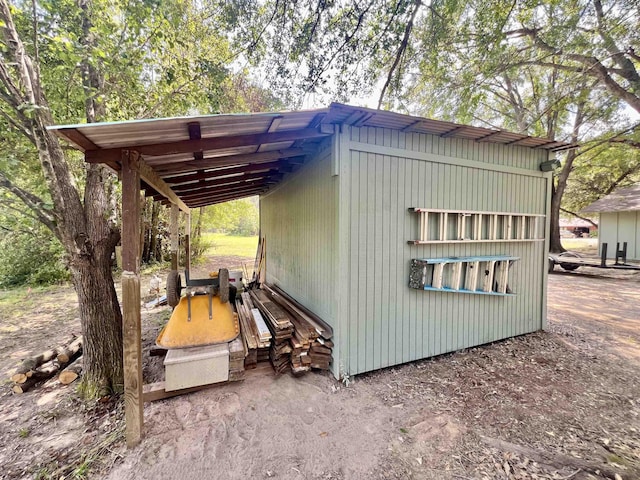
{"left": 582, "top": 182, "right": 640, "bottom": 260}
{"left": 50, "top": 102, "right": 574, "bottom": 445}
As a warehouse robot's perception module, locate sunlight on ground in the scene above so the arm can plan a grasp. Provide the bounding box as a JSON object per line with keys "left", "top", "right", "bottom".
{"left": 202, "top": 233, "right": 258, "bottom": 258}
{"left": 561, "top": 237, "right": 598, "bottom": 253}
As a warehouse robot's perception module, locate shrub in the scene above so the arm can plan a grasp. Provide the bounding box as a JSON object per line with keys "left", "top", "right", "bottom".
{"left": 0, "top": 230, "right": 69, "bottom": 287}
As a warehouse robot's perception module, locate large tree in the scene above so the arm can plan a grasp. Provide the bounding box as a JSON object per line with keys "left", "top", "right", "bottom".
{"left": 0, "top": 0, "right": 266, "bottom": 396}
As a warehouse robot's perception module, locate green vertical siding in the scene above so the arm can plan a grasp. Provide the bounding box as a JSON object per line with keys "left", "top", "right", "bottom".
{"left": 260, "top": 140, "right": 339, "bottom": 372}
{"left": 599, "top": 211, "right": 640, "bottom": 260}
{"left": 261, "top": 125, "right": 552, "bottom": 380}
{"left": 339, "top": 127, "right": 550, "bottom": 376}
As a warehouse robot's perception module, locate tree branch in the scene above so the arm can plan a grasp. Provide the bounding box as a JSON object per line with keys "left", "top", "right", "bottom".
{"left": 560, "top": 208, "right": 598, "bottom": 228}
{"left": 0, "top": 171, "right": 57, "bottom": 235}
{"left": 378, "top": 0, "right": 421, "bottom": 109}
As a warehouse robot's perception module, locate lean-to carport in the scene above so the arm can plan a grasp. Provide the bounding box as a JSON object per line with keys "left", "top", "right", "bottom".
{"left": 49, "top": 103, "right": 576, "bottom": 448}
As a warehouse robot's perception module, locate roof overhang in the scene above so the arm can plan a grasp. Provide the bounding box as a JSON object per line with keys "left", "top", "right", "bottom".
{"left": 48, "top": 103, "right": 578, "bottom": 209}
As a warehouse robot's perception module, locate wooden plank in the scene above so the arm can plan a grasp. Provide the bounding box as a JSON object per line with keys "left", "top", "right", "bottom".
{"left": 153, "top": 148, "right": 306, "bottom": 175}
{"left": 132, "top": 155, "right": 189, "bottom": 213}
{"left": 171, "top": 170, "right": 282, "bottom": 193}
{"left": 175, "top": 181, "right": 271, "bottom": 203}
{"left": 170, "top": 204, "right": 179, "bottom": 270}
{"left": 121, "top": 151, "right": 143, "bottom": 448}
{"left": 65, "top": 128, "right": 98, "bottom": 150}
{"left": 172, "top": 177, "right": 278, "bottom": 201}
{"left": 86, "top": 128, "right": 331, "bottom": 163}
{"left": 188, "top": 189, "right": 266, "bottom": 208}
{"left": 163, "top": 160, "right": 288, "bottom": 185}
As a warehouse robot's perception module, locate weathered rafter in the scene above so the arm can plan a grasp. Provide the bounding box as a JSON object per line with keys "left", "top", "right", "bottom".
{"left": 85, "top": 129, "right": 329, "bottom": 164}
{"left": 153, "top": 148, "right": 306, "bottom": 175}
{"left": 163, "top": 160, "right": 288, "bottom": 185}
{"left": 122, "top": 151, "right": 189, "bottom": 212}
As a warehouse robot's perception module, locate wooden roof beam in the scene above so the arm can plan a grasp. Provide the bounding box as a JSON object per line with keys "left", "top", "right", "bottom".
{"left": 440, "top": 126, "right": 466, "bottom": 138}
{"left": 188, "top": 188, "right": 267, "bottom": 208}
{"left": 85, "top": 128, "right": 331, "bottom": 164}
{"left": 187, "top": 122, "right": 203, "bottom": 161}
{"left": 126, "top": 151, "right": 189, "bottom": 212}
{"left": 163, "top": 160, "right": 289, "bottom": 185}
{"left": 505, "top": 135, "right": 532, "bottom": 145}
{"left": 155, "top": 176, "right": 280, "bottom": 203}
{"left": 176, "top": 185, "right": 269, "bottom": 207}
{"left": 153, "top": 148, "right": 307, "bottom": 175}
{"left": 172, "top": 171, "right": 283, "bottom": 195}
{"left": 475, "top": 130, "right": 504, "bottom": 142}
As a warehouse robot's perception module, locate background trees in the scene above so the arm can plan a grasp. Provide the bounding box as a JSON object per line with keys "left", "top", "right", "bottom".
{"left": 0, "top": 0, "right": 276, "bottom": 396}
{"left": 243, "top": 0, "right": 639, "bottom": 252}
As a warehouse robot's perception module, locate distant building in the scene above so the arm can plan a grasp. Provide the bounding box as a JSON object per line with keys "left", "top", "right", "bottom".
{"left": 582, "top": 183, "right": 640, "bottom": 260}
{"left": 558, "top": 218, "right": 597, "bottom": 238}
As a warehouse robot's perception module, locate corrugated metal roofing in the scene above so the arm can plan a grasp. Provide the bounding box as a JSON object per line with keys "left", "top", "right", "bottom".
{"left": 48, "top": 103, "right": 577, "bottom": 208}
{"left": 582, "top": 183, "right": 640, "bottom": 213}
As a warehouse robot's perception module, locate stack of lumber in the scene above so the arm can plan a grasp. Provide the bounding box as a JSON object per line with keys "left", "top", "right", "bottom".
{"left": 263, "top": 284, "right": 334, "bottom": 372}
{"left": 249, "top": 289, "right": 294, "bottom": 374}
{"left": 228, "top": 336, "right": 245, "bottom": 382}
{"left": 235, "top": 293, "right": 271, "bottom": 368}
{"left": 9, "top": 335, "right": 83, "bottom": 393}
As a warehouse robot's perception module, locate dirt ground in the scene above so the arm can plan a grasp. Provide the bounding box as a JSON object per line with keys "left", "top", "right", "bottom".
{"left": 1, "top": 261, "right": 639, "bottom": 479}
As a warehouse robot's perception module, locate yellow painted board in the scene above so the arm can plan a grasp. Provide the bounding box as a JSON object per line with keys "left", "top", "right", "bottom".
{"left": 156, "top": 295, "right": 239, "bottom": 348}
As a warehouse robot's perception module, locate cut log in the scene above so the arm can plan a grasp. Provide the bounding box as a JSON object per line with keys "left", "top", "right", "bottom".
{"left": 10, "top": 334, "right": 77, "bottom": 383}
{"left": 56, "top": 336, "right": 83, "bottom": 363}
{"left": 59, "top": 356, "right": 83, "bottom": 385}
{"left": 12, "top": 376, "right": 42, "bottom": 394}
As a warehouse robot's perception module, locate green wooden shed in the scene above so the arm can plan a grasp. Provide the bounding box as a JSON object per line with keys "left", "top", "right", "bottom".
{"left": 260, "top": 103, "right": 574, "bottom": 379}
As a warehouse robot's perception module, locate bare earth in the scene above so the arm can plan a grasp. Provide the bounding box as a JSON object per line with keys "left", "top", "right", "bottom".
{"left": 1, "top": 262, "right": 639, "bottom": 479}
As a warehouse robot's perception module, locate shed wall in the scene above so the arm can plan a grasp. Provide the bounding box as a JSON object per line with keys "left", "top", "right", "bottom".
{"left": 337, "top": 127, "right": 551, "bottom": 376}
{"left": 260, "top": 140, "right": 340, "bottom": 370}
{"left": 599, "top": 212, "right": 640, "bottom": 260}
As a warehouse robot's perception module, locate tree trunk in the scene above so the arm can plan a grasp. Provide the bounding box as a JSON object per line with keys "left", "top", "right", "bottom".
{"left": 0, "top": 0, "right": 124, "bottom": 398}
{"left": 549, "top": 181, "right": 565, "bottom": 253}
{"left": 150, "top": 200, "right": 160, "bottom": 261}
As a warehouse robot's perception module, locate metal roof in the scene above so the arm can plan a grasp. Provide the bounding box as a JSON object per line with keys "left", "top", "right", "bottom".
{"left": 582, "top": 183, "right": 640, "bottom": 213}
{"left": 49, "top": 103, "right": 577, "bottom": 208}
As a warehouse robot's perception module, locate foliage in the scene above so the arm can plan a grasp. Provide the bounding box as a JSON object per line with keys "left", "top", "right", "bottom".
{"left": 0, "top": 228, "right": 69, "bottom": 287}
{"left": 202, "top": 197, "right": 259, "bottom": 236}
{"left": 564, "top": 142, "right": 640, "bottom": 214}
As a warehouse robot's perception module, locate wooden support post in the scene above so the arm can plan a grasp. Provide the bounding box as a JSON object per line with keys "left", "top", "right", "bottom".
{"left": 121, "top": 151, "right": 143, "bottom": 448}
{"left": 184, "top": 210, "right": 191, "bottom": 273}
{"left": 170, "top": 204, "right": 179, "bottom": 270}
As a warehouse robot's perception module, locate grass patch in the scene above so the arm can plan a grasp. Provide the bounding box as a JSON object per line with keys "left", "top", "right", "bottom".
{"left": 561, "top": 238, "right": 598, "bottom": 253}
{"left": 202, "top": 233, "right": 258, "bottom": 258}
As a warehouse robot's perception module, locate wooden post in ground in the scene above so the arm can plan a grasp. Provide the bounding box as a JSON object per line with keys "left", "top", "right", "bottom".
{"left": 184, "top": 210, "right": 191, "bottom": 273}
{"left": 121, "top": 150, "right": 143, "bottom": 448}
{"left": 170, "top": 204, "right": 179, "bottom": 270}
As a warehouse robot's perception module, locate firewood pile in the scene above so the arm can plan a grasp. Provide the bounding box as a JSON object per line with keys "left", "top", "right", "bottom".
{"left": 235, "top": 284, "right": 333, "bottom": 375}
{"left": 9, "top": 335, "right": 83, "bottom": 394}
